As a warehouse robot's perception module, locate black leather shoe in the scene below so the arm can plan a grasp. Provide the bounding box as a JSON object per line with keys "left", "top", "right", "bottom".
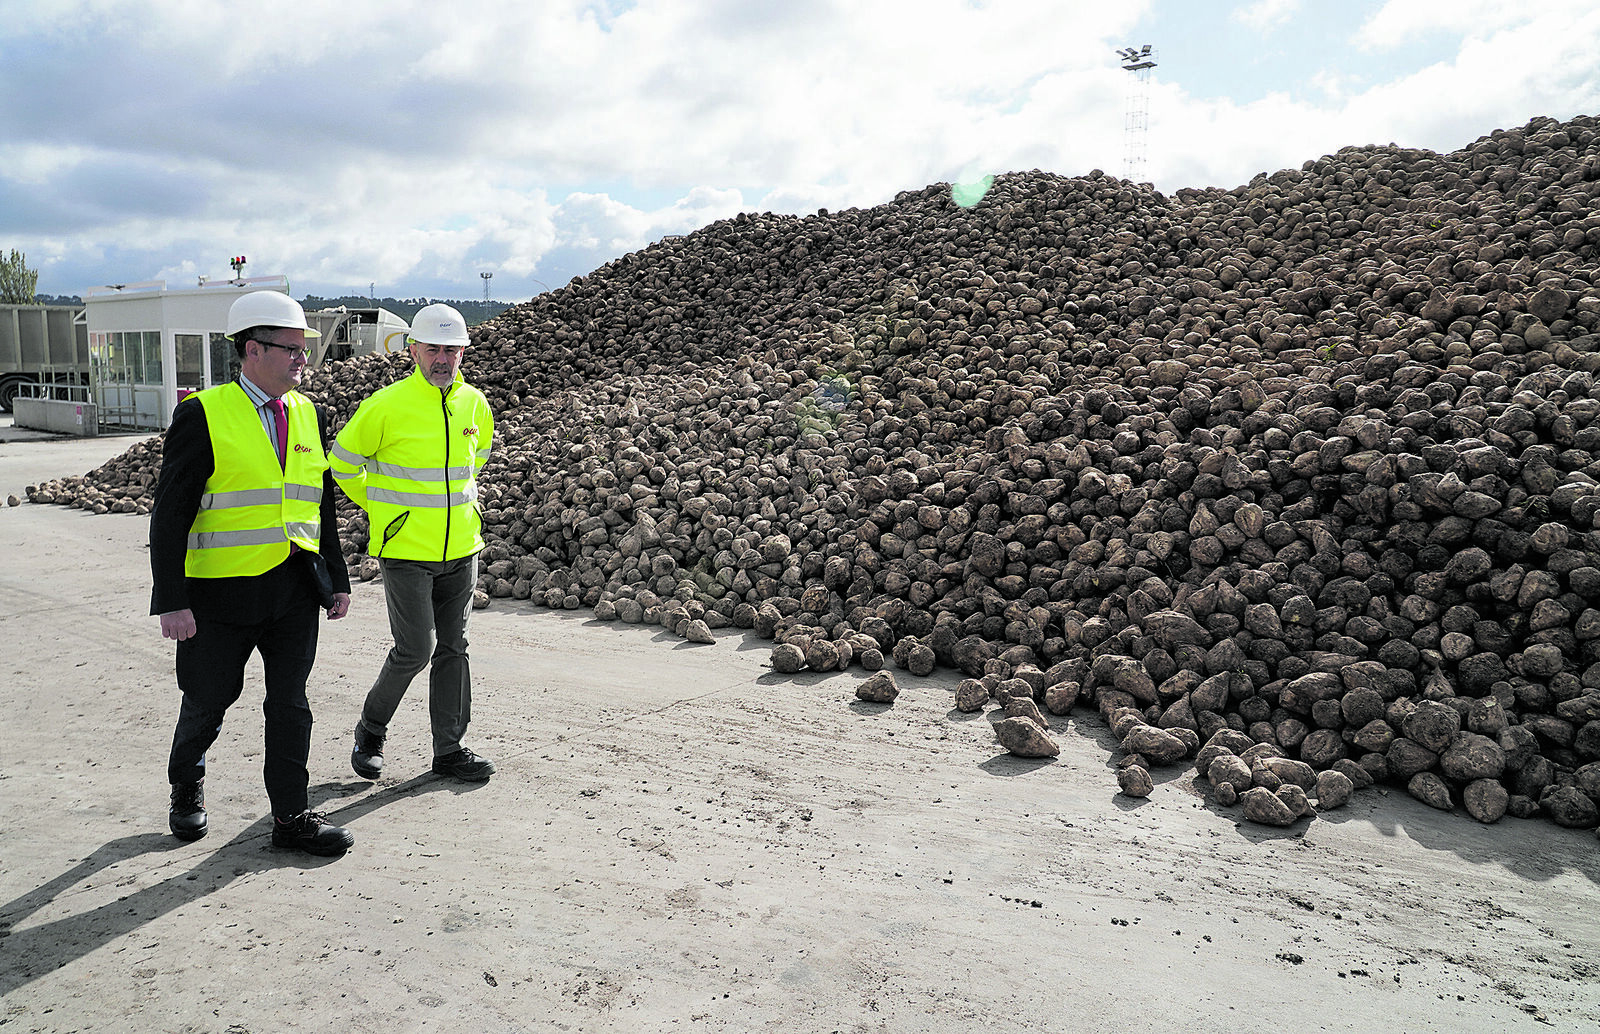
{"left": 169, "top": 781, "right": 207, "bottom": 841}
{"left": 432, "top": 747, "right": 495, "bottom": 782}
{"left": 352, "top": 724, "right": 384, "bottom": 780}
{"left": 272, "top": 810, "right": 354, "bottom": 856}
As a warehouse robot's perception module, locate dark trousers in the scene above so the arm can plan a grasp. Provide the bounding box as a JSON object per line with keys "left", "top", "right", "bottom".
{"left": 358, "top": 555, "right": 477, "bottom": 757}
{"left": 167, "top": 569, "right": 320, "bottom": 818}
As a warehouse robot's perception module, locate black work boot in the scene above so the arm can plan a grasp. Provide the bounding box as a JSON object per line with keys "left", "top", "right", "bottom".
{"left": 351, "top": 724, "right": 385, "bottom": 780}
{"left": 169, "top": 781, "right": 207, "bottom": 841}
{"left": 271, "top": 810, "right": 354, "bottom": 856}
{"left": 431, "top": 747, "right": 495, "bottom": 782}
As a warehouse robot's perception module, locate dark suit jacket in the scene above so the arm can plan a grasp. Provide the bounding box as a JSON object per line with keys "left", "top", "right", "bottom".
{"left": 149, "top": 388, "right": 352, "bottom": 624}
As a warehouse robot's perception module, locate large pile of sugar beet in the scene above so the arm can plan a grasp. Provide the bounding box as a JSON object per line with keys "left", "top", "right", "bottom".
{"left": 33, "top": 113, "right": 1600, "bottom": 832}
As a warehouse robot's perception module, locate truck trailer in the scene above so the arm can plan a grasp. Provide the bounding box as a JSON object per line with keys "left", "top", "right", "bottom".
{"left": 0, "top": 304, "right": 89, "bottom": 412}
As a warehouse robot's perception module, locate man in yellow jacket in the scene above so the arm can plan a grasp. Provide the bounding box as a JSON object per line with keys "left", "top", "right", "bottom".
{"left": 330, "top": 303, "right": 497, "bottom": 782}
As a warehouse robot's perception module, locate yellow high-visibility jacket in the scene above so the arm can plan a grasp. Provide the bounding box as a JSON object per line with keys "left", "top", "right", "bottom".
{"left": 186, "top": 383, "right": 326, "bottom": 578}
{"left": 329, "top": 367, "right": 494, "bottom": 561}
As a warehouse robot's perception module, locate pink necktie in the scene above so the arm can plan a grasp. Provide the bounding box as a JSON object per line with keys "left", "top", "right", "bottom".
{"left": 267, "top": 397, "right": 287, "bottom": 469}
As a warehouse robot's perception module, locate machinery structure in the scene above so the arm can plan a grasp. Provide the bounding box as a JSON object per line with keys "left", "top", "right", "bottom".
{"left": 1118, "top": 45, "right": 1157, "bottom": 184}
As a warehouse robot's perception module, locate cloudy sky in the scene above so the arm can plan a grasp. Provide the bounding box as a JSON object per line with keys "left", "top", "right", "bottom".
{"left": 3, "top": 0, "right": 1597, "bottom": 304}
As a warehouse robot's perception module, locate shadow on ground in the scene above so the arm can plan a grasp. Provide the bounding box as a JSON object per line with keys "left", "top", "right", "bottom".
{"left": 0, "top": 773, "right": 460, "bottom": 995}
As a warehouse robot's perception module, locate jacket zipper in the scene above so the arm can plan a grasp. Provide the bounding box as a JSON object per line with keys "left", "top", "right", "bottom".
{"left": 440, "top": 386, "right": 452, "bottom": 562}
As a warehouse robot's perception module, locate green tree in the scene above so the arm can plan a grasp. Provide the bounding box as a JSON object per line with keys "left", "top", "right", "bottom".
{"left": 1, "top": 249, "right": 39, "bottom": 304}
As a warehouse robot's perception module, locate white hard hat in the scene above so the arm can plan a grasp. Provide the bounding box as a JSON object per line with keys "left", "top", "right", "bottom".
{"left": 408, "top": 303, "right": 470, "bottom": 346}
{"left": 225, "top": 291, "right": 321, "bottom": 339}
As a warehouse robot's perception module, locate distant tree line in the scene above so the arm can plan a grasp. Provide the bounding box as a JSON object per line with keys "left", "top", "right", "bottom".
{"left": 300, "top": 295, "right": 515, "bottom": 327}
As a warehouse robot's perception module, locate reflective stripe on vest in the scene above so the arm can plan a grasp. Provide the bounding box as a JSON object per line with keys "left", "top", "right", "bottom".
{"left": 330, "top": 441, "right": 366, "bottom": 467}
{"left": 185, "top": 384, "right": 329, "bottom": 578}
{"left": 366, "top": 487, "right": 475, "bottom": 508}
{"left": 329, "top": 443, "right": 473, "bottom": 485}
{"left": 368, "top": 459, "right": 475, "bottom": 481}
{"left": 198, "top": 484, "right": 323, "bottom": 509}
{"left": 187, "top": 521, "right": 321, "bottom": 550}
{"left": 190, "top": 528, "right": 286, "bottom": 549}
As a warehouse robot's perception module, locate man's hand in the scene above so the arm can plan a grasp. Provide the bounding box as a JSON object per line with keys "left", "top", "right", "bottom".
{"left": 327, "top": 593, "right": 351, "bottom": 620}
{"left": 160, "top": 609, "right": 197, "bottom": 641}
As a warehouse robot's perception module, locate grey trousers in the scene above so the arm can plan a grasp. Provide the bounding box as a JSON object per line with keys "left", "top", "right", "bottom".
{"left": 358, "top": 554, "right": 477, "bottom": 757}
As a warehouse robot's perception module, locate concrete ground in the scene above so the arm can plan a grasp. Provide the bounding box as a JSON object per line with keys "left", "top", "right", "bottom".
{"left": 1, "top": 424, "right": 1598, "bottom": 1034}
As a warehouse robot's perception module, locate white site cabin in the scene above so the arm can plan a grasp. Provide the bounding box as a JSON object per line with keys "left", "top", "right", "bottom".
{"left": 83, "top": 275, "right": 407, "bottom": 431}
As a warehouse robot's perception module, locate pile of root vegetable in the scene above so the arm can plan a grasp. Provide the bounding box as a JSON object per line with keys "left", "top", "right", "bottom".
{"left": 33, "top": 113, "right": 1600, "bottom": 832}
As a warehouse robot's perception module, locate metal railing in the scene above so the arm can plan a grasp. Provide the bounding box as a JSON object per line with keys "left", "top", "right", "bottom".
{"left": 15, "top": 380, "right": 92, "bottom": 404}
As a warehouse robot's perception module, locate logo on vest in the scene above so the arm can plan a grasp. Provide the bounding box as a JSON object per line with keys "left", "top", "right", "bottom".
{"left": 293, "top": 443, "right": 315, "bottom": 453}
{"left": 462, "top": 426, "right": 479, "bottom": 437}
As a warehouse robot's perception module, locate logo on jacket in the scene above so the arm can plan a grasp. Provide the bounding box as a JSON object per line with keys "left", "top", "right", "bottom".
{"left": 293, "top": 443, "right": 314, "bottom": 453}
{"left": 462, "top": 426, "right": 479, "bottom": 437}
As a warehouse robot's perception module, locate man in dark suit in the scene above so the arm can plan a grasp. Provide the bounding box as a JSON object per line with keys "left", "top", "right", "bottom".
{"left": 150, "top": 290, "right": 354, "bottom": 856}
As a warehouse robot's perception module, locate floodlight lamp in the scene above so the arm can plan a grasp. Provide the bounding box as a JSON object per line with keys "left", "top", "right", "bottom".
{"left": 1141, "top": 44, "right": 1151, "bottom": 54}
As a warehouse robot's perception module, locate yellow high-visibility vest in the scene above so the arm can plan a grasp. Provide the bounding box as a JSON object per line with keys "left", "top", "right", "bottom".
{"left": 184, "top": 384, "right": 326, "bottom": 578}
{"left": 329, "top": 367, "right": 494, "bottom": 562}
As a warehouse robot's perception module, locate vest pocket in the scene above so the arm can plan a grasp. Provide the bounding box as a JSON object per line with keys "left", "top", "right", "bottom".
{"left": 379, "top": 511, "right": 410, "bottom": 555}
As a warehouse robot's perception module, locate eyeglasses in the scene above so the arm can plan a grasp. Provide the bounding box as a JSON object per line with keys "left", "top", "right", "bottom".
{"left": 255, "top": 339, "right": 311, "bottom": 359}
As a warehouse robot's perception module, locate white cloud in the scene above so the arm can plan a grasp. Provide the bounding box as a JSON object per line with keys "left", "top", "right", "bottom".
{"left": 1147, "top": 87, "right": 1325, "bottom": 191}
{"left": 1342, "top": 7, "right": 1600, "bottom": 150}
{"left": 1233, "top": 0, "right": 1302, "bottom": 32}
{"left": 547, "top": 186, "right": 746, "bottom": 265}
{"left": 1355, "top": 0, "right": 1595, "bottom": 50}
{"left": 1142, "top": 2, "right": 1600, "bottom": 191}
{"left": 551, "top": 193, "right": 657, "bottom": 253}
{"left": 1309, "top": 69, "right": 1355, "bottom": 104}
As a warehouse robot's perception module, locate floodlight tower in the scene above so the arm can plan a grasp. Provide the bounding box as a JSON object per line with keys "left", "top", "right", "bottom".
{"left": 481, "top": 271, "right": 493, "bottom": 304}
{"left": 1118, "top": 45, "right": 1157, "bottom": 183}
